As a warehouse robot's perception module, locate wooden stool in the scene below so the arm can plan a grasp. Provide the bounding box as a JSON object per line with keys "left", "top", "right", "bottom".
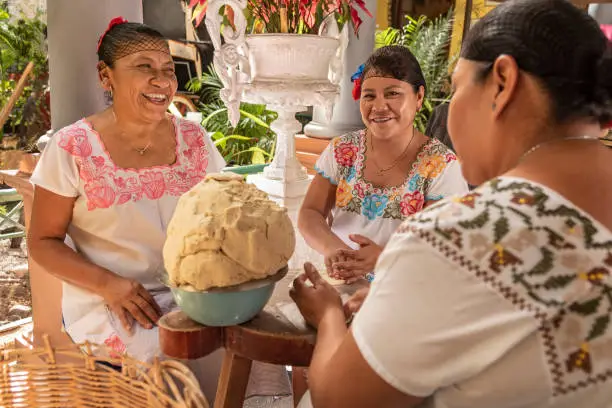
{"left": 158, "top": 271, "right": 365, "bottom": 408}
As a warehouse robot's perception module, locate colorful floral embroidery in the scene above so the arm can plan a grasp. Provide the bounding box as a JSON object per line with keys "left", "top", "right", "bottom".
{"left": 362, "top": 194, "right": 388, "bottom": 220}
{"left": 400, "top": 191, "right": 425, "bottom": 216}
{"left": 104, "top": 333, "right": 126, "bottom": 359}
{"left": 326, "top": 130, "right": 457, "bottom": 221}
{"left": 333, "top": 141, "right": 358, "bottom": 167}
{"left": 57, "top": 119, "right": 210, "bottom": 211}
{"left": 397, "top": 178, "right": 612, "bottom": 395}
{"left": 336, "top": 179, "right": 353, "bottom": 207}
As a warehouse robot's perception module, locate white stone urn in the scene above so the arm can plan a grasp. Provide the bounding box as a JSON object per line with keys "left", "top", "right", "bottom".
{"left": 205, "top": 0, "right": 348, "bottom": 183}
{"left": 245, "top": 34, "right": 341, "bottom": 82}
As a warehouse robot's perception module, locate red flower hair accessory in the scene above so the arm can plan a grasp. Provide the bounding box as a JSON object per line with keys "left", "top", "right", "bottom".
{"left": 97, "top": 16, "right": 128, "bottom": 52}
{"left": 351, "top": 64, "right": 365, "bottom": 101}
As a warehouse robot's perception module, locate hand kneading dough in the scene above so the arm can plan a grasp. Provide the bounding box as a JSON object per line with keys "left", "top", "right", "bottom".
{"left": 163, "top": 173, "right": 296, "bottom": 290}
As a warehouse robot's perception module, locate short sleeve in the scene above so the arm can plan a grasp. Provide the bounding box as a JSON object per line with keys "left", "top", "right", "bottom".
{"left": 314, "top": 140, "right": 339, "bottom": 185}
{"left": 202, "top": 128, "right": 226, "bottom": 173}
{"left": 351, "top": 233, "right": 539, "bottom": 397}
{"left": 426, "top": 158, "right": 469, "bottom": 202}
{"left": 30, "top": 127, "right": 81, "bottom": 198}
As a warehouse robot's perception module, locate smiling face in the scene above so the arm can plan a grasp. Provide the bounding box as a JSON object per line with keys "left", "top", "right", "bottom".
{"left": 100, "top": 44, "right": 177, "bottom": 123}
{"left": 359, "top": 76, "right": 424, "bottom": 140}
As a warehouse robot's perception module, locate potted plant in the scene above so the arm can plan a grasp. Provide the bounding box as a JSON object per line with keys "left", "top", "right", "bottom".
{"left": 185, "top": 1, "right": 372, "bottom": 126}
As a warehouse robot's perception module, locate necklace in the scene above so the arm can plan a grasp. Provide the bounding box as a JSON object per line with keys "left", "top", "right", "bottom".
{"left": 519, "top": 135, "right": 600, "bottom": 163}
{"left": 112, "top": 108, "right": 153, "bottom": 155}
{"left": 369, "top": 127, "right": 416, "bottom": 176}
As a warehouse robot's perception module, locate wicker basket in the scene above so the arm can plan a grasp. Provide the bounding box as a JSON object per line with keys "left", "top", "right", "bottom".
{"left": 0, "top": 335, "right": 209, "bottom": 408}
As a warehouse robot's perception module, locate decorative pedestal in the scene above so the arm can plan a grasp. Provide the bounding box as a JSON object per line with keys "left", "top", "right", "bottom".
{"left": 205, "top": 0, "right": 347, "bottom": 269}
{"left": 241, "top": 81, "right": 335, "bottom": 268}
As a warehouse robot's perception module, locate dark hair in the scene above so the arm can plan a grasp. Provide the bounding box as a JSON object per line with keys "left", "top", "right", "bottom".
{"left": 425, "top": 103, "right": 453, "bottom": 150}
{"left": 97, "top": 22, "right": 167, "bottom": 68}
{"left": 461, "top": 0, "right": 612, "bottom": 125}
{"left": 362, "top": 45, "right": 427, "bottom": 95}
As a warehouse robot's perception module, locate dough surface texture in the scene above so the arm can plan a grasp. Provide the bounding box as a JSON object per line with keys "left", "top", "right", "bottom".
{"left": 163, "top": 173, "right": 296, "bottom": 290}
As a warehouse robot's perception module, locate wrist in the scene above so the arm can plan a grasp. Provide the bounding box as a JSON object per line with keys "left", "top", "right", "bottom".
{"left": 320, "top": 305, "right": 346, "bottom": 328}
{"left": 96, "top": 269, "right": 122, "bottom": 298}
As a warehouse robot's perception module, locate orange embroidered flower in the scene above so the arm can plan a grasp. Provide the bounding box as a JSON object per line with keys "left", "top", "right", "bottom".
{"left": 417, "top": 155, "right": 445, "bottom": 178}
{"left": 336, "top": 180, "right": 353, "bottom": 207}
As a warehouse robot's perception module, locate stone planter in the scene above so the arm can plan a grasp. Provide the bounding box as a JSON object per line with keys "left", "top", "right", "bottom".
{"left": 245, "top": 34, "right": 340, "bottom": 83}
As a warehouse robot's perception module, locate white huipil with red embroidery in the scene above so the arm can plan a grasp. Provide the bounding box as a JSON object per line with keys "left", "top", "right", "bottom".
{"left": 30, "top": 116, "right": 226, "bottom": 361}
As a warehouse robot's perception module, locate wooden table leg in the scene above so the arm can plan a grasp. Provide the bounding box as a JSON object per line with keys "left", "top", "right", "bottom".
{"left": 292, "top": 366, "right": 309, "bottom": 407}
{"left": 214, "top": 350, "right": 253, "bottom": 408}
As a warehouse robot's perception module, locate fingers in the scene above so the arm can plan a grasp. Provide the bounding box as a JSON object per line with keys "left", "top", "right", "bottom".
{"left": 113, "top": 306, "right": 133, "bottom": 334}
{"left": 332, "top": 259, "right": 361, "bottom": 273}
{"left": 345, "top": 276, "right": 365, "bottom": 284}
{"left": 137, "top": 287, "right": 162, "bottom": 316}
{"left": 304, "top": 262, "right": 325, "bottom": 287}
{"left": 134, "top": 294, "right": 162, "bottom": 324}
{"left": 335, "top": 249, "right": 360, "bottom": 260}
{"left": 349, "top": 234, "right": 375, "bottom": 247}
{"left": 124, "top": 301, "right": 154, "bottom": 330}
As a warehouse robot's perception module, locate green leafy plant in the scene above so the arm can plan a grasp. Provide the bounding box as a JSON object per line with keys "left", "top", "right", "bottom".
{"left": 375, "top": 10, "right": 455, "bottom": 132}
{"left": 187, "top": 65, "right": 278, "bottom": 166}
{"left": 0, "top": 7, "right": 49, "bottom": 150}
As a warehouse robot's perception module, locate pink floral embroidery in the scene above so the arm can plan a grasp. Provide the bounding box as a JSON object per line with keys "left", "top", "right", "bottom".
{"left": 139, "top": 170, "right": 166, "bottom": 200}
{"left": 57, "top": 119, "right": 210, "bottom": 210}
{"left": 400, "top": 191, "right": 425, "bottom": 216}
{"left": 354, "top": 182, "right": 366, "bottom": 198}
{"left": 58, "top": 127, "right": 93, "bottom": 157}
{"left": 84, "top": 178, "right": 116, "bottom": 210}
{"left": 104, "top": 333, "right": 126, "bottom": 358}
{"left": 445, "top": 152, "right": 457, "bottom": 163}
{"left": 334, "top": 142, "right": 358, "bottom": 167}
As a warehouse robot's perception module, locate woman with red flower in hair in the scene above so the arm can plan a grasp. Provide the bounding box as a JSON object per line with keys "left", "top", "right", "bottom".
{"left": 298, "top": 46, "right": 468, "bottom": 284}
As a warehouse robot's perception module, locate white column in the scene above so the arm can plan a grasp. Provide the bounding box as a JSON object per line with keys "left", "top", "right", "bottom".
{"left": 47, "top": 0, "right": 143, "bottom": 130}
{"left": 304, "top": 0, "right": 377, "bottom": 139}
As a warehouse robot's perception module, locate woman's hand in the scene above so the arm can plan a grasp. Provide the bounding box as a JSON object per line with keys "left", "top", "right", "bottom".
{"left": 332, "top": 235, "right": 383, "bottom": 282}
{"left": 343, "top": 286, "right": 370, "bottom": 319}
{"left": 290, "top": 263, "right": 344, "bottom": 329}
{"left": 324, "top": 248, "right": 351, "bottom": 280}
{"left": 100, "top": 275, "right": 162, "bottom": 333}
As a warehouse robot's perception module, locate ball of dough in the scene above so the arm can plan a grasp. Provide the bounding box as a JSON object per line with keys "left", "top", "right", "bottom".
{"left": 163, "top": 173, "right": 296, "bottom": 290}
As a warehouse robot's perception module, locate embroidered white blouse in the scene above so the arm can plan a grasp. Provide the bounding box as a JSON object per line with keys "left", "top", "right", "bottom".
{"left": 30, "top": 116, "right": 226, "bottom": 361}
{"left": 351, "top": 177, "right": 612, "bottom": 407}
{"left": 315, "top": 130, "right": 469, "bottom": 251}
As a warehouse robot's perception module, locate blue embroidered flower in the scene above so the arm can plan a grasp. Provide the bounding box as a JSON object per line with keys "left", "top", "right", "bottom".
{"left": 408, "top": 174, "right": 422, "bottom": 191}
{"left": 351, "top": 63, "right": 365, "bottom": 83}
{"left": 362, "top": 194, "right": 388, "bottom": 220}
{"left": 346, "top": 166, "right": 356, "bottom": 182}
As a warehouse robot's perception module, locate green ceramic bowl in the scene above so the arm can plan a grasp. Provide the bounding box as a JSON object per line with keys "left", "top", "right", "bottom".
{"left": 163, "top": 266, "right": 288, "bottom": 327}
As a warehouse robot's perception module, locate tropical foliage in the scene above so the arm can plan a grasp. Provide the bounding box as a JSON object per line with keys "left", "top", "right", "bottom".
{"left": 188, "top": 65, "right": 278, "bottom": 166}
{"left": 0, "top": 7, "right": 49, "bottom": 149}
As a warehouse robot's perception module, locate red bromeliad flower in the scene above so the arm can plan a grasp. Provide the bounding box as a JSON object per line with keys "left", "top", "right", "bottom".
{"left": 188, "top": 0, "right": 371, "bottom": 36}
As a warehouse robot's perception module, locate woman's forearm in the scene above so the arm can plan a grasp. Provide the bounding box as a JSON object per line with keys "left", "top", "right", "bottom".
{"left": 298, "top": 209, "right": 350, "bottom": 255}
{"left": 29, "top": 237, "right": 118, "bottom": 297}
{"left": 309, "top": 309, "right": 348, "bottom": 388}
